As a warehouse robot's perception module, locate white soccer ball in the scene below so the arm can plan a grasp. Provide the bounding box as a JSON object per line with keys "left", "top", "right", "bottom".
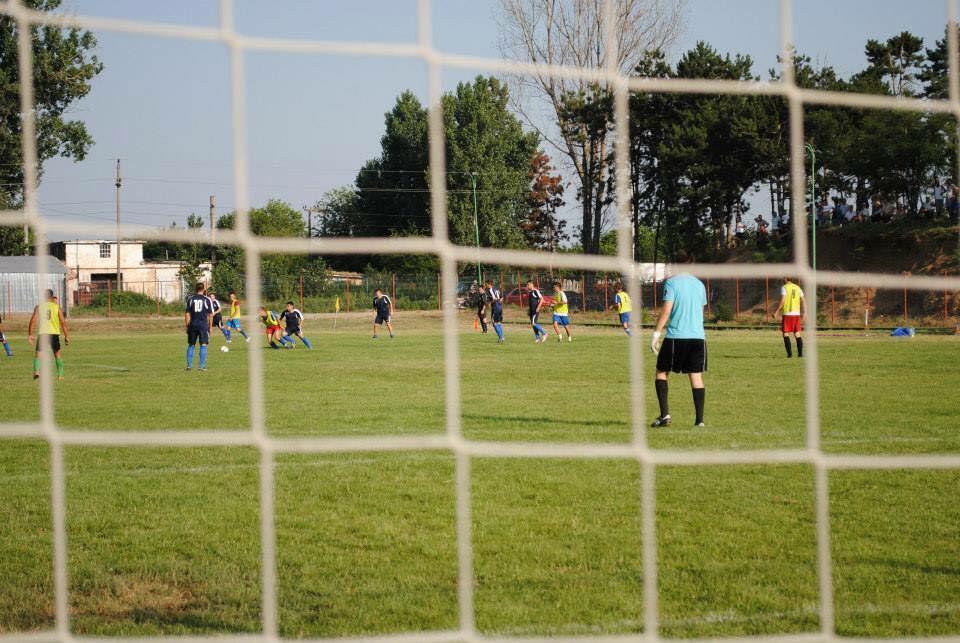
{"left": 220, "top": 346, "right": 229, "bottom": 353}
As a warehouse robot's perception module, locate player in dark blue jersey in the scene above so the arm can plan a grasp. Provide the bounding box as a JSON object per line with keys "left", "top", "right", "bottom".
{"left": 184, "top": 282, "right": 213, "bottom": 371}
{"left": 372, "top": 288, "right": 394, "bottom": 339}
{"left": 207, "top": 291, "right": 231, "bottom": 344}
{"left": 485, "top": 279, "right": 504, "bottom": 343}
{"left": 280, "top": 301, "right": 312, "bottom": 348}
{"left": 0, "top": 313, "right": 12, "bottom": 357}
{"left": 526, "top": 280, "right": 547, "bottom": 343}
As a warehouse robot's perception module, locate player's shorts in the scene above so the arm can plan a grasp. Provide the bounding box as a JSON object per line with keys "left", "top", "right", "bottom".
{"left": 374, "top": 314, "right": 391, "bottom": 325}
{"left": 227, "top": 318, "right": 243, "bottom": 330}
{"left": 35, "top": 334, "right": 60, "bottom": 353}
{"left": 553, "top": 314, "right": 570, "bottom": 326}
{"left": 656, "top": 338, "right": 707, "bottom": 374}
{"left": 265, "top": 324, "right": 281, "bottom": 335}
{"left": 491, "top": 307, "right": 503, "bottom": 323}
{"left": 528, "top": 311, "right": 540, "bottom": 325}
{"left": 187, "top": 325, "right": 210, "bottom": 346}
{"left": 285, "top": 326, "right": 301, "bottom": 336}
{"left": 619, "top": 312, "right": 631, "bottom": 325}
{"left": 0, "top": 331, "right": 5, "bottom": 343}
{"left": 212, "top": 313, "right": 223, "bottom": 328}
{"left": 781, "top": 315, "right": 802, "bottom": 334}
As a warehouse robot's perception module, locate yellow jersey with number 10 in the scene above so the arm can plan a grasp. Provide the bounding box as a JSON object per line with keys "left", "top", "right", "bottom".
{"left": 39, "top": 301, "right": 62, "bottom": 335}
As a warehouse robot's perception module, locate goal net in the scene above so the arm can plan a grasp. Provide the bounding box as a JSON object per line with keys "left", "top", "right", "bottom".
{"left": 1, "top": 0, "right": 959, "bottom": 642}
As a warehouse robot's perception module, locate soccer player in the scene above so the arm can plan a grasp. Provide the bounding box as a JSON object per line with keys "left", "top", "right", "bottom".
{"left": 372, "top": 288, "right": 394, "bottom": 339}
{"left": 485, "top": 279, "right": 505, "bottom": 343}
{"left": 259, "top": 306, "right": 291, "bottom": 349}
{"left": 551, "top": 281, "right": 572, "bottom": 342}
{"left": 27, "top": 290, "right": 69, "bottom": 380}
{"left": 185, "top": 282, "right": 213, "bottom": 371}
{"left": 774, "top": 277, "right": 805, "bottom": 358}
{"left": 208, "top": 291, "right": 231, "bottom": 344}
{"left": 526, "top": 280, "right": 547, "bottom": 343}
{"left": 227, "top": 291, "right": 251, "bottom": 342}
{"left": 0, "top": 313, "right": 12, "bottom": 357}
{"left": 649, "top": 258, "right": 707, "bottom": 428}
{"left": 611, "top": 282, "right": 633, "bottom": 336}
{"left": 475, "top": 284, "right": 489, "bottom": 334}
{"left": 280, "top": 301, "right": 312, "bottom": 348}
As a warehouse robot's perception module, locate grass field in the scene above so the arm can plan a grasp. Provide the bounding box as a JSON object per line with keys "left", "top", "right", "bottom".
{"left": 1, "top": 312, "right": 958, "bottom": 638}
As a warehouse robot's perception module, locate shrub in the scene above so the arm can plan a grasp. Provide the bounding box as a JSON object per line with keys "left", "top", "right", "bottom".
{"left": 713, "top": 301, "right": 735, "bottom": 323}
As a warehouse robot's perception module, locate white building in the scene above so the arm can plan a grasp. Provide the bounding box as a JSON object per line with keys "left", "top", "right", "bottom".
{"left": 49, "top": 240, "right": 211, "bottom": 305}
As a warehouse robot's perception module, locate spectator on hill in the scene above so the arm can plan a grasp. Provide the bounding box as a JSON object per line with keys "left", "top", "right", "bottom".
{"left": 934, "top": 181, "right": 945, "bottom": 214}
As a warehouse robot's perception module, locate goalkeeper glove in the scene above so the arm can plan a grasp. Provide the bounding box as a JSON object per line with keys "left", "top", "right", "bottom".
{"left": 650, "top": 330, "right": 662, "bottom": 354}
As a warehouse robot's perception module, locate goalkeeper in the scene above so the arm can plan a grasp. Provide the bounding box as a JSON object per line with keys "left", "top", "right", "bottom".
{"left": 649, "top": 254, "right": 707, "bottom": 428}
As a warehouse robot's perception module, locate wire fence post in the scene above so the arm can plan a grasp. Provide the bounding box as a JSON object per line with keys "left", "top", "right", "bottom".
{"left": 392, "top": 273, "right": 397, "bottom": 311}
{"left": 499, "top": 270, "right": 504, "bottom": 300}
{"left": 516, "top": 271, "right": 521, "bottom": 307}
{"left": 903, "top": 286, "right": 908, "bottom": 323}
{"left": 581, "top": 272, "right": 585, "bottom": 312}
{"left": 831, "top": 287, "right": 836, "bottom": 326}
{"left": 603, "top": 274, "right": 609, "bottom": 311}
{"left": 652, "top": 274, "right": 658, "bottom": 311}
{"left": 764, "top": 277, "right": 769, "bottom": 321}
{"left": 437, "top": 272, "right": 441, "bottom": 311}
{"left": 156, "top": 278, "right": 160, "bottom": 319}
{"left": 706, "top": 278, "right": 711, "bottom": 316}
{"left": 299, "top": 271, "right": 304, "bottom": 311}
{"left": 865, "top": 288, "right": 871, "bottom": 330}
{"left": 944, "top": 271, "right": 949, "bottom": 325}
{"left": 107, "top": 279, "right": 112, "bottom": 318}
{"left": 346, "top": 280, "right": 351, "bottom": 313}
{"left": 735, "top": 278, "right": 740, "bottom": 320}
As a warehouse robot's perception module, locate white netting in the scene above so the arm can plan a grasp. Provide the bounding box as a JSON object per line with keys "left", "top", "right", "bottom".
{"left": 2, "top": 0, "right": 960, "bottom": 641}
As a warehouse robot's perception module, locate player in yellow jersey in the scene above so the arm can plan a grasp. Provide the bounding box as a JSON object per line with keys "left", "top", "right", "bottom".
{"left": 774, "top": 277, "right": 806, "bottom": 358}
{"left": 610, "top": 282, "right": 633, "bottom": 336}
{"left": 226, "top": 291, "right": 251, "bottom": 342}
{"left": 551, "top": 281, "right": 572, "bottom": 342}
{"left": 27, "top": 289, "right": 70, "bottom": 380}
{"left": 259, "top": 306, "right": 292, "bottom": 349}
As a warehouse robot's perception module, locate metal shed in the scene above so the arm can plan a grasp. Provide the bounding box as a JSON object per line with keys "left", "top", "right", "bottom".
{"left": 0, "top": 256, "right": 69, "bottom": 315}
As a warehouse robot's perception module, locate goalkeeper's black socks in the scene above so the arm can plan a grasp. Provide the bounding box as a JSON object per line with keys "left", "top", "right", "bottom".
{"left": 692, "top": 388, "right": 705, "bottom": 425}
{"left": 796, "top": 337, "right": 803, "bottom": 357}
{"left": 655, "top": 379, "right": 669, "bottom": 418}
{"left": 783, "top": 336, "right": 792, "bottom": 357}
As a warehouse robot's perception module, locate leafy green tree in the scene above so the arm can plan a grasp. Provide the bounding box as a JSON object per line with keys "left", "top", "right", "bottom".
{"left": 0, "top": 0, "right": 103, "bottom": 253}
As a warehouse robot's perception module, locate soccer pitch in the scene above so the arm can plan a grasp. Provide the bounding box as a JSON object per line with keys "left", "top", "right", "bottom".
{"left": 2, "top": 313, "right": 958, "bottom": 638}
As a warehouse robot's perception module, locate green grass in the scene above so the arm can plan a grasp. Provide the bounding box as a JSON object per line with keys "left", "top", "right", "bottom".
{"left": 1, "top": 313, "right": 958, "bottom": 638}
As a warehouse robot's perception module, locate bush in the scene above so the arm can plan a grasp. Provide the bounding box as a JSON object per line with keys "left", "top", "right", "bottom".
{"left": 82, "top": 290, "right": 182, "bottom": 315}
{"left": 713, "top": 301, "right": 735, "bottom": 323}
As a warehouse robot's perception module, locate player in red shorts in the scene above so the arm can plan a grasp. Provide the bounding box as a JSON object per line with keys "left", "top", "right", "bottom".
{"left": 774, "top": 277, "right": 806, "bottom": 358}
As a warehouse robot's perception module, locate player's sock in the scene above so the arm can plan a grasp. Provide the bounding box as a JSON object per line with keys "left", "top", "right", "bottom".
{"left": 2, "top": 341, "right": 11, "bottom": 356}
{"left": 199, "top": 345, "right": 208, "bottom": 369}
{"left": 655, "top": 379, "right": 669, "bottom": 418}
{"left": 624, "top": 327, "right": 632, "bottom": 336}
{"left": 783, "top": 336, "right": 792, "bottom": 357}
{"left": 796, "top": 337, "right": 803, "bottom": 357}
{"left": 300, "top": 336, "right": 312, "bottom": 348}
{"left": 494, "top": 323, "right": 503, "bottom": 340}
{"left": 239, "top": 329, "right": 249, "bottom": 339}
{"left": 223, "top": 328, "right": 231, "bottom": 341}
{"left": 33, "top": 357, "right": 40, "bottom": 373}
{"left": 187, "top": 345, "right": 195, "bottom": 368}
{"left": 692, "top": 387, "right": 705, "bottom": 425}
{"left": 55, "top": 358, "right": 64, "bottom": 377}
{"left": 270, "top": 341, "right": 280, "bottom": 349}
{"left": 282, "top": 334, "right": 293, "bottom": 345}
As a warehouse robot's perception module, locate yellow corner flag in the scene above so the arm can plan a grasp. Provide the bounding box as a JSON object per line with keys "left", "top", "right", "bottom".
{"left": 335, "top": 296, "right": 341, "bottom": 313}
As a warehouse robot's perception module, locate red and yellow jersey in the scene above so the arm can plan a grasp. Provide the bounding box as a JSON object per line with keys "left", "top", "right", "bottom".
{"left": 781, "top": 282, "right": 804, "bottom": 316}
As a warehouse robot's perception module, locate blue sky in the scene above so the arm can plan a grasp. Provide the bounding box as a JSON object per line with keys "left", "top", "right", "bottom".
{"left": 37, "top": 0, "right": 953, "bottom": 240}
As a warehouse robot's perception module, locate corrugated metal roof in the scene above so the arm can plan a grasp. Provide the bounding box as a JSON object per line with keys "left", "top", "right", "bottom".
{"left": 0, "top": 256, "right": 68, "bottom": 274}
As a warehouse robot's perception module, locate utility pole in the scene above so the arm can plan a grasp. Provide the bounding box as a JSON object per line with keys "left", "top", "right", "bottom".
{"left": 302, "top": 205, "right": 318, "bottom": 238}
{"left": 209, "top": 195, "right": 216, "bottom": 266}
{"left": 470, "top": 172, "right": 481, "bottom": 283}
{"left": 115, "top": 158, "right": 122, "bottom": 291}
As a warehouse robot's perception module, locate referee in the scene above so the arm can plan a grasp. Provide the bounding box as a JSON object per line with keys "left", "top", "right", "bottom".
{"left": 650, "top": 253, "right": 707, "bottom": 427}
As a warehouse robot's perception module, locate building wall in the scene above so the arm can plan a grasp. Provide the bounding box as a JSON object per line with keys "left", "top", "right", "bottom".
{"left": 0, "top": 273, "right": 67, "bottom": 314}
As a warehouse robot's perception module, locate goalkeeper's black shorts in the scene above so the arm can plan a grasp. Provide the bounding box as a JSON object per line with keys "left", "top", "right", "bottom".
{"left": 656, "top": 338, "right": 707, "bottom": 374}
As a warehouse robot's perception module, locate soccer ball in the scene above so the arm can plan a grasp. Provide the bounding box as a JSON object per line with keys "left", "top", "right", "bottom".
{"left": 220, "top": 346, "right": 229, "bottom": 353}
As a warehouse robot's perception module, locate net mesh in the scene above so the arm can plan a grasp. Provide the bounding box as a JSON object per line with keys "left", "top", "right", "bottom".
{"left": 2, "top": 0, "right": 960, "bottom": 641}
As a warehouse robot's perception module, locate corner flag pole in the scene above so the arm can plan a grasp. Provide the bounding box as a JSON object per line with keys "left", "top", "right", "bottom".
{"left": 333, "top": 295, "right": 340, "bottom": 331}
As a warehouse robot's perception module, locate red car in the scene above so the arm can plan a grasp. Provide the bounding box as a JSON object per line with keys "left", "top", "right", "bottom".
{"left": 503, "top": 287, "right": 555, "bottom": 309}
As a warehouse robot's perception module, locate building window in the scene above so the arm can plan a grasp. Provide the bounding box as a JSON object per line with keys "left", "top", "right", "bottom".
{"left": 99, "top": 243, "right": 111, "bottom": 258}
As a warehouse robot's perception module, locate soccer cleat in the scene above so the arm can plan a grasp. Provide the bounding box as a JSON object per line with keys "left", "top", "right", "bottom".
{"left": 33, "top": 372, "right": 39, "bottom": 380}
{"left": 245, "top": 337, "right": 251, "bottom": 343}
{"left": 557, "top": 336, "right": 562, "bottom": 343}
{"left": 372, "top": 335, "right": 379, "bottom": 340}
{"left": 198, "top": 367, "right": 207, "bottom": 372}
{"left": 695, "top": 422, "right": 705, "bottom": 428}
{"left": 650, "top": 415, "right": 672, "bottom": 428}
{"left": 185, "top": 367, "right": 192, "bottom": 371}
{"left": 568, "top": 336, "right": 572, "bottom": 342}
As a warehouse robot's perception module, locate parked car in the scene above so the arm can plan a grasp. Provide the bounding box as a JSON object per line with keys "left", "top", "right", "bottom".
{"left": 503, "top": 287, "right": 555, "bottom": 309}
